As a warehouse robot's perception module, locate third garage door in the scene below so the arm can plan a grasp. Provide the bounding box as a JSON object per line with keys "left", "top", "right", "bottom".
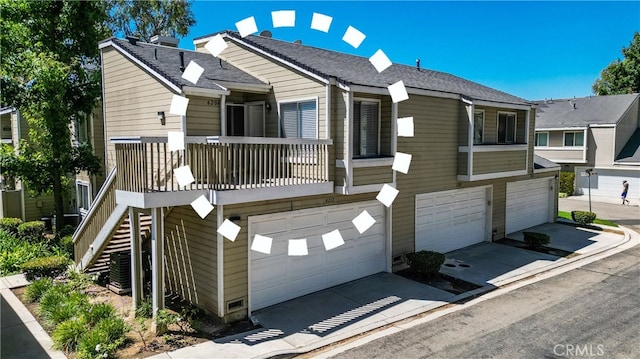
{"left": 506, "top": 177, "right": 553, "bottom": 234}
{"left": 415, "top": 187, "right": 490, "bottom": 253}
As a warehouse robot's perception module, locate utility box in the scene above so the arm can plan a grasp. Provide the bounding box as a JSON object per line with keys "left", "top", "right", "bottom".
{"left": 107, "top": 251, "right": 131, "bottom": 294}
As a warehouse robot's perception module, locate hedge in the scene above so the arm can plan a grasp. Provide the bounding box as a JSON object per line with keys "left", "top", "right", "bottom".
{"left": 523, "top": 231, "right": 551, "bottom": 250}
{"left": 21, "top": 255, "right": 70, "bottom": 280}
{"left": 0, "top": 217, "right": 23, "bottom": 236}
{"left": 571, "top": 211, "right": 597, "bottom": 226}
{"left": 17, "top": 221, "right": 46, "bottom": 242}
{"left": 559, "top": 171, "right": 575, "bottom": 195}
{"left": 405, "top": 250, "right": 446, "bottom": 277}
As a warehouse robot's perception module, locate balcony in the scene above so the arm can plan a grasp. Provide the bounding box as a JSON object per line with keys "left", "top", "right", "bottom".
{"left": 113, "top": 136, "right": 334, "bottom": 207}
{"left": 458, "top": 144, "right": 528, "bottom": 181}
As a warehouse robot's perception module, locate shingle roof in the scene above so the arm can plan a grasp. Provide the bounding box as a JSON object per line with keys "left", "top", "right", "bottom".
{"left": 534, "top": 94, "right": 640, "bottom": 129}
{"left": 533, "top": 154, "right": 560, "bottom": 170}
{"left": 199, "top": 31, "right": 530, "bottom": 106}
{"left": 104, "top": 38, "right": 267, "bottom": 92}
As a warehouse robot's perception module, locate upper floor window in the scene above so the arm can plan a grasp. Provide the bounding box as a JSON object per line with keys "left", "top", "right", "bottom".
{"left": 564, "top": 131, "right": 584, "bottom": 147}
{"left": 497, "top": 112, "right": 516, "bottom": 144}
{"left": 76, "top": 181, "right": 90, "bottom": 211}
{"left": 353, "top": 100, "right": 380, "bottom": 158}
{"left": 535, "top": 132, "right": 548, "bottom": 147}
{"left": 473, "top": 110, "right": 484, "bottom": 144}
{"left": 73, "top": 119, "right": 89, "bottom": 145}
{"left": 279, "top": 99, "right": 317, "bottom": 139}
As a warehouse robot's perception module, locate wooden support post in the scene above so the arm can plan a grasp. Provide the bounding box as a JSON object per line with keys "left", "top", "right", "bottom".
{"left": 151, "top": 207, "right": 165, "bottom": 317}
{"left": 129, "top": 207, "right": 143, "bottom": 310}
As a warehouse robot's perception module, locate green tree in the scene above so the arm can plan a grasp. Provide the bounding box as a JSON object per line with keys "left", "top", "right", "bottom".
{"left": 593, "top": 32, "right": 640, "bottom": 95}
{"left": 106, "top": 0, "right": 196, "bottom": 42}
{"left": 0, "top": 0, "right": 107, "bottom": 227}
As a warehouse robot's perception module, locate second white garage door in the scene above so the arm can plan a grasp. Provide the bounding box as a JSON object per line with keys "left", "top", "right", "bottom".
{"left": 506, "top": 177, "right": 553, "bottom": 234}
{"left": 415, "top": 187, "right": 490, "bottom": 253}
{"left": 249, "top": 201, "right": 386, "bottom": 311}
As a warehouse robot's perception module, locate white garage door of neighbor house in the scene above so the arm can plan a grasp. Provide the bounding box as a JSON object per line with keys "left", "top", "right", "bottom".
{"left": 249, "top": 201, "right": 386, "bottom": 311}
{"left": 506, "top": 178, "right": 553, "bottom": 234}
{"left": 415, "top": 187, "right": 489, "bottom": 254}
{"left": 576, "top": 168, "right": 638, "bottom": 199}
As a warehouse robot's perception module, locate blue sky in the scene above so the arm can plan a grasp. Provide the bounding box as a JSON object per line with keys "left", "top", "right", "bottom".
{"left": 179, "top": 1, "right": 639, "bottom": 101}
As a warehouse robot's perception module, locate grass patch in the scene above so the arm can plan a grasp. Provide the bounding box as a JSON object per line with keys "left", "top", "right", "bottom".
{"left": 558, "top": 211, "right": 618, "bottom": 227}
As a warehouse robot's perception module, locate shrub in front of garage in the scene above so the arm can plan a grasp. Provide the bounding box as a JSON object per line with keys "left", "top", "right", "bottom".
{"left": 571, "top": 211, "right": 597, "bottom": 226}
{"left": 522, "top": 231, "right": 551, "bottom": 250}
{"left": 405, "top": 250, "right": 446, "bottom": 278}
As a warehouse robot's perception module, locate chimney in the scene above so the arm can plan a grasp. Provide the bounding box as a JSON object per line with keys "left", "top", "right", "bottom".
{"left": 179, "top": 51, "right": 185, "bottom": 72}
{"left": 126, "top": 36, "right": 139, "bottom": 45}
{"left": 150, "top": 35, "right": 179, "bottom": 47}
{"left": 416, "top": 59, "right": 420, "bottom": 70}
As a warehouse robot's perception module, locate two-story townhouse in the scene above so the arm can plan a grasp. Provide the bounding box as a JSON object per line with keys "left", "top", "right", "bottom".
{"left": 0, "top": 107, "right": 59, "bottom": 221}
{"left": 74, "top": 31, "right": 559, "bottom": 323}
{"left": 534, "top": 94, "right": 640, "bottom": 202}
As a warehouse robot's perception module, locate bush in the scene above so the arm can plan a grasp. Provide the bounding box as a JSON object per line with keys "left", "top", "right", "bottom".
{"left": 523, "top": 232, "right": 551, "bottom": 250}
{"left": 21, "top": 255, "right": 69, "bottom": 280}
{"left": 17, "top": 221, "right": 46, "bottom": 242}
{"left": 77, "top": 317, "right": 128, "bottom": 359}
{"left": 0, "top": 217, "right": 23, "bottom": 236}
{"left": 41, "top": 291, "right": 89, "bottom": 327}
{"left": 52, "top": 317, "right": 85, "bottom": 352}
{"left": 55, "top": 225, "right": 76, "bottom": 239}
{"left": 571, "top": 211, "right": 597, "bottom": 226}
{"left": 135, "top": 296, "right": 153, "bottom": 318}
{"left": 56, "top": 235, "right": 74, "bottom": 259}
{"left": 0, "top": 231, "right": 52, "bottom": 275}
{"left": 559, "top": 171, "right": 575, "bottom": 195}
{"left": 84, "top": 302, "right": 116, "bottom": 326}
{"left": 405, "top": 250, "right": 446, "bottom": 278}
{"left": 24, "top": 278, "right": 54, "bottom": 303}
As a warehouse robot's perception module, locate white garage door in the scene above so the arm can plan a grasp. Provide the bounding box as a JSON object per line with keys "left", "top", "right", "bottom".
{"left": 249, "top": 201, "right": 386, "bottom": 311}
{"left": 416, "top": 187, "right": 489, "bottom": 253}
{"left": 506, "top": 178, "right": 553, "bottom": 234}
{"left": 576, "top": 168, "right": 639, "bottom": 199}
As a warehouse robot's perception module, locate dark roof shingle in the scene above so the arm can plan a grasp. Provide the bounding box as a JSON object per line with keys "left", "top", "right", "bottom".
{"left": 535, "top": 94, "right": 640, "bottom": 129}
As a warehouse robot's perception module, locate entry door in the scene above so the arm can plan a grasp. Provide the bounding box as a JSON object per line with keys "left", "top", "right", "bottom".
{"left": 226, "top": 102, "right": 265, "bottom": 137}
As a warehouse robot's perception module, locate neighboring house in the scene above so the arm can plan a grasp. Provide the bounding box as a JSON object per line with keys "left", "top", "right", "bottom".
{"left": 0, "top": 107, "right": 58, "bottom": 221}
{"left": 534, "top": 94, "right": 640, "bottom": 201}
{"left": 73, "top": 32, "right": 559, "bottom": 323}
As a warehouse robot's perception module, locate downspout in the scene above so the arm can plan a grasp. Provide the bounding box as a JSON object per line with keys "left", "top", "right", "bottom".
{"left": 462, "top": 97, "right": 474, "bottom": 179}
{"left": 325, "top": 83, "right": 332, "bottom": 140}
{"left": 220, "top": 95, "right": 227, "bottom": 136}
{"left": 181, "top": 114, "right": 187, "bottom": 166}
{"left": 346, "top": 90, "right": 354, "bottom": 193}
{"left": 387, "top": 101, "right": 398, "bottom": 272}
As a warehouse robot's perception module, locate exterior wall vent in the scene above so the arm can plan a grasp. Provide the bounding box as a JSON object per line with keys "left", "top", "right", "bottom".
{"left": 226, "top": 297, "right": 246, "bottom": 313}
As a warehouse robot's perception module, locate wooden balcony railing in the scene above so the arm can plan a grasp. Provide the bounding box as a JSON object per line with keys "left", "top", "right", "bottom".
{"left": 113, "top": 136, "right": 332, "bottom": 193}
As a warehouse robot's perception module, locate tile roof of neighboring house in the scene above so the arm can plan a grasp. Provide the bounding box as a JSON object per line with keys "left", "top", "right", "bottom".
{"left": 533, "top": 154, "right": 560, "bottom": 170}
{"left": 534, "top": 93, "right": 640, "bottom": 129}
{"left": 616, "top": 128, "right": 640, "bottom": 163}
{"left": 195, "top": 31, "right": 530, "bottom": 106}
{"left": 103, "top": 38, "right": 267, "bottom": 92}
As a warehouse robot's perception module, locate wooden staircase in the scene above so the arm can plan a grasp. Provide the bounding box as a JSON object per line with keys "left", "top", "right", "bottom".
{"left": 85, "top": 213, "right": 152, "bottom": 274}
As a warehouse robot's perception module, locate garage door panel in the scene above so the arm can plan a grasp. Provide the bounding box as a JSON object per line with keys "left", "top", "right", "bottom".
{"left": 252, "top": 218, "right": 289, "bottom": 235}
{"left": 250, "top": 201, "right": 386, "bottom": 311}
{"left": 506, "top": 178, "right": 552, "bottom": 234}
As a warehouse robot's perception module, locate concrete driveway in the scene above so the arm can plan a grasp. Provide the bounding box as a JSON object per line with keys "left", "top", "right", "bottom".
{"left": 559, "top": 196, "right": 640, "bottom": 233}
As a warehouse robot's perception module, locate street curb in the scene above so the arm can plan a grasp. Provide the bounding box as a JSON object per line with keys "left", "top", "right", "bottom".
{"left": 262, "top": 225, "right": 638, "bottom": 359}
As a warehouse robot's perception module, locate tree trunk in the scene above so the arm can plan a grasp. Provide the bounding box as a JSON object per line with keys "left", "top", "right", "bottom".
{"left": 52, "top": 176, "right": 65, "bottom": 231}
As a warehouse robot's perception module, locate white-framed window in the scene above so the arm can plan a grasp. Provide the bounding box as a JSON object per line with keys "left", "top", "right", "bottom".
{"left": 279, "top": 98, "right": 317, "bottom": 139}
{"left": 497, "top": 112, "right": 516, "bottom": 144}
{"left": 473, "top": 110, "right": 484, "bottom": 145}
{"left": 564, "top": 131, "right": 584, "bottom": 147}
{"left": 73, "top": 119, "right": 89, "bottom": 145}
{"left": 76, "top": 181, "right": 90, "bottom": 212}
{"left": 353, "top": 99, "right": 380, "bottom": 158}
{"left": 535, "top": 132, "right": 548, "bottom": 147}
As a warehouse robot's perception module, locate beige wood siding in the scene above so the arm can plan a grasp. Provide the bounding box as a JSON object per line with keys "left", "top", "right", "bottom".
{"left": 77, "top": 105, "right": 107, "bottom": 196}
{"left": 476, "top": 107, "right": 527, "bottom": 144}
{"left": 186, "top": 96, "right": 221, "bottom": 136}
{"left": 352, "top": 167, "right": 393, "bottom": 186}
{"left": 457, "top": 153, "right": 468, "bottom": 175}
{"left": 218, "top": 41, "right": 328, "bottom": 139}
{"left": 536, "top": 148, "right": 585, "bottom": 162}
{"left": 221, "top": 192, "right": 375, "bottom": 320}
{"left": 393, "top": 95, "right": 461, "bottom": 256}
{"left": 592, "top": 127, "right": 615, "bottom": 166}
{"left": 0, "top": 190, "right": 22, "bottom": 218}
{"left": 547, "top": 130, "right": 565, "bottom": 147}
{"left": 334, "top": 88, "right": 348, "bottom": 161}
{"left": 102, "top": 47, "right": 181, "bottom": 172}
{"left": 473, "top": 150, "right": 527, "bottom": 174}
{"left": 164, "top": 206, "right": 218, "bottom": 315}
{"left": 23, "top": 192, "right": 56, "bottom": 222}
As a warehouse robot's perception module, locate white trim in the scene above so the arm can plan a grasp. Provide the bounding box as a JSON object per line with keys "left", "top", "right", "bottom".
{"left": 457, "top": 169, "right": 528, "bottom": 182}
{"left": 210, "top": 182, "right": 334, "bottom": 205}
{"left": 217, "top": 205, "right": 225, "bottom": 317}
{"left": 220, "top": 95, "right": 227, "bottom": 136}
{"left": 473, "top": 100, "right": 532, "bottom": 111}
{"left": 459, "top": 144, "right": 528, "bottom": 152}
{"left": 325, "top": 84, "right": 331, "bottom": 140}
{"left": 347, "top": 91, "right": 354, "bottom": 189}
{"left": 534, "top": 167, "right": 561, "bottom": 174}
{"left": 212, "top": 81, "right": 271, "bottom": 93}
{"left": 535, "top": 126, "right": 588, "bottom": 131}
{"left": 348, "top": 84, "right": 460, "bottom": 100}
{"left": 535, "top": 146, "right": 585, "bottom": 151}
{"left": 335, "top": 183, "right": 383, "bottom": 195}
{"left": 351, "top": 157, "right": 394, "bottom": 168}
{"left": 182, "top": 86, "right": 228, "bottom": 97}
{"left": 221, "top": 34, "right": 330, "bottom": 85}
{"left": 105, "top": 40, "right": 182, "bottom": 94}
{"left": 589, "top": 124, "right": 616, "bottom": 128}
{"left": 391, "top": 101, "right": 398, "bottom": 188}
{"left": 497, "top": 111, "right": 517, "bottom": 144}
{"left": 115, "top": 190, "right": 208, "bottom": 208}
{"left": 0, "top": 107, "right": 15, "bottom": 116}
{"left": 75, "top": 180, "right": 91, "bottom": 211}
{"left": 466, "top": 102, "right": 475, "bottom": 177}
{"left": 277, "top": 96, "right": 319, "bottom": 139}
{"left": 613, "top": 161, "right": 640, "bottom": 166}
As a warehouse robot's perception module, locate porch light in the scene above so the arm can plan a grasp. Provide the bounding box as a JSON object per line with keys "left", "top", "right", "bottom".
{"left": 157, "top": 111, "right": 166, "bottom": 125}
